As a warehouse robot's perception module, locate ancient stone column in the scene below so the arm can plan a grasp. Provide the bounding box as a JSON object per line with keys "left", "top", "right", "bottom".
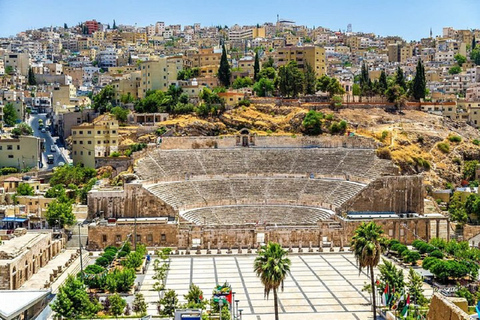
{"left": 308, "top": 241, "right": 313, "bottom": 253}
{"left": 207, "top": 242, "right": 211, "bottom": 254}
{"left": 339, "top": 236, "right": 344, "bottom": 252}
{"left": 186, "top": 247, "right": 191, "bottom": 255}
{"left": 298, "top": 241, "right": 303, "bottom": 253}
{"left": 436, "top": 219, "right": 440, "bottom": 238}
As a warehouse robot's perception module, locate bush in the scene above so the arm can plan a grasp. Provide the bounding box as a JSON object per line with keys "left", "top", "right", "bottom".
{"left": 388, "top": 239, "right": 400, "bottom": 249}
{"left": 110, "top": 151, "right": 121, "bottom": 157}
{"left": 102, "top": 251, "right": 116, "bottom": 263}
{"left": 95, "top": 257, "right": 110, "bottom": 267}
{"left": 422, "top": 256, "right": 439, "bottom": 270}
{"left": 417, "top": 242, "right": 435, "bottom": 254}
{"left": 104, "top": 246, "right": 118, "bottom": 253}
{"left": 122, "top": 252, "right": 144, "bottom": 269}
{"left": 448, "top": 135, "right": 462, "bottom": 143}
{"left": 1, "top": 167, "right": 18, "bottom": 175}
{"left": 437, "top": 142, "right": 450, "bottom": 153}
{"left": 429, "top": 250, "right": 444, "bottom": 259}
{"left": 105, "top": 268, "right": 136, "bottom": 293}
{"left": 325, "top": 114, "right": 334, "bottom": 121}
{"left": 473, "top": 139, "right": 480, "bottom": 146}
{"left": 391, "top": 243, "right": 408, "bottom": 255}
{"left": 412, "top": 239, "right": 424, "bottom": 249}
{"left": 117, "top": 250, "right": 128, "bottom": 258}
{"left": 402, "top": 250, "right": 421, "bottom": 265}
{"left": 85, "top": 264, "right": 105, "bottom": 274}
{"left": 376, "top": 147, "right": 392, "bottom": 160}
{"left": 237, "top": 99, "right": 251, "bottom": 107}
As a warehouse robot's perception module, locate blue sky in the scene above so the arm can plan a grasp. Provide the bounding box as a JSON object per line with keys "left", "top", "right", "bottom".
{"left": 0, "top": 0, "right": 479, "bottom": 40}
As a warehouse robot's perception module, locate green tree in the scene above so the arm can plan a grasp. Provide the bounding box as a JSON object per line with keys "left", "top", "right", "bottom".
{"left": 472, "top": 36, "right": 477, "bottom": 50}
{"left": 317, "top": 75, "right": 345, "bottom": 97}
{"left": 132, "top": 293, "right": 147, "bottom": 316}
{"left": 350, "top": 221, "right": 386, "bottom": 320}
{"left": 122, "top": 251, "right": 144, "bottom": 269}
{"left": 402, "top": 250, "right": 421, "bottom": 265}
{"left": 303, "top": 62, "right": 317, "bottom": 95}
{"left": 120, "top": 92, "right": 134, "bottom": 104}
{"left": 254, "top": 51, "right": 260, "bottom": 81}
{"left": 258, "top": 67, "right": 276, "bottom": 80}
{"left": 449, "top": 65, "right": 462, "bottom": 75}
{"left": 359, "top": 62, "right": 370, "bottom": 97}
{"left": 253, "top": 78, "right": 274, "bottom": 97}
{"left": 159, "top": 289, "right": 178, "bottom": 317}
{"left": 110, "top": 106, "right": 129, "bottom": 123}
{"left": 92, "top": 85, "right": 115, "bottom": 113}
{"left": 385, "top": 84, "right": 406, "bottom": 106}
{"left": 277, "top": 61, "right": 304, "bottom": 98}
{"left": 395, "top": 66, "right": 407, "bottom": 91}
{"left": 28, "top": 67, "right": 36, "bottom": 85}
{"left": 184, "top": 283, "right": 206, "bottom": 309}
{"left": 5, "top": 65, "right": 14, "bottom": 75}
{"left": 463, "top": 160, "right": 479, "bottom": 180}
{"left": 105, "top": 268, "right": 136, "bottom": 293}
{"left": 378, "top": 258, "right": 405, "bottom": 301}
{"left": 471, "top": 48, "right": 480, "bottom": 65}
{"left": 113, "top": 19, "right": 117, "bottom": 29}
{"left": 378, "top": 70, "right": 388, "bottom": 95}
{"left": 46, "top": 200, "right": 75, "bottom": 228}
{"left": 108, "top": 293, "right": 126, "bottom": 317}
{"left": 51, "top": 275, "right": 100, "bottom": 319}
{"left": 64, "top": 23, "right": 68, "bottom": 29}
{"left": 11, "top": 122, "right": 33, "bottom": 136}
{"left": 218, "top": 44, "right": 231, "bottom": 87}
{"left": 253, "top": 242, "right": 291, "bottom": 320}
{"left": 16, "top": 183, "right": 34, "bottom": 196}
{"left": 407, "top": 268, "right": 427, "bottom": 306}
{"left": 262, "top": 56, "right": 274, "bottom": 69}
{"left": 232, "top": 77, "right": 253, "bottom": 89}
{"left": 302, "top": 110, "right": 323, "bottom": 135}
{"left": 412, "top": 59, "right": 426, "bottom": 101}
{"left": 49, "top": 164, "right": 96, "bottom": 187}
{"left": 454, "top": 54, "right": 467, "bottom": 66}
{"left": 3, "top": 103, "right": 17, "bottom": 126}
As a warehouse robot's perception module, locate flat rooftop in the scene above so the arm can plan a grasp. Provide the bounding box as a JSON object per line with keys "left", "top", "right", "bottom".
{"left": 0, "top": 233, "right": 49, "bottom": 261}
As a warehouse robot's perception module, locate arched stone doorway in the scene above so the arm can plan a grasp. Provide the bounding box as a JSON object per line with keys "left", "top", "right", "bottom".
{"left": 236, "top": 128, "right": 256, "bottom": 147}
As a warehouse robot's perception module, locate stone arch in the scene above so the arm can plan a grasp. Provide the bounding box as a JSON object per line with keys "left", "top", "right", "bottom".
{"left": 236, "top": 128, "right": 256, "bottom": 147}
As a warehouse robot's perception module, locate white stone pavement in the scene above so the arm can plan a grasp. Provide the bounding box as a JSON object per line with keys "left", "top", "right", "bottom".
{"left": 140, "top": 251, "right": 389, "bottom": 319}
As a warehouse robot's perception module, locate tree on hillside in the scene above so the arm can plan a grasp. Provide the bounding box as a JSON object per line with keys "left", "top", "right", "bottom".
{"left": 3, "top": 103, "right": 17, "bottom": 126}
{"left": 253, "top": 78, "right": 274, "bottom": 97}
{"left": 218, "top": 44, "right": 231, "bottom": 87}
{"left": 277, "top": 61, "right": 304, "bottom": 98}
{"left": 412, "top": 59, "right": 426, "bottom": 101}
{"left": 317, "top": 75, "right": 345, "bottom": 98}
{"left": 111, "top": 106, "right": 129, "bottom": 123}
{"left": 253, "top": 242, "right": 291, "bottom": 320}
{"left": 92, "top": 85, "right": 115, "bottom": 113}
{"left": 28, "top": 67, "right": 36, "bottom": 85}
{"left": 359, "top": 61, "right": 370, "bottom": 98}
{"left": 395, "top": 66, "right": 407, "bottom": 91}
{"left": 471, "top": 48, "right": 480, "bottom": 65}
{"left": 64, "top": 23, "right": 68, "bottom": 29}
{"left": 378, "top": 70, "right": 388, "bottom": 96}
{"left": 449, "top": 65, "right": 462, "bottom": 75}
{"left": 454, "top": 54, "right": 467, "bottom": 67}
{"left": 473, "top": 35, "right": 477, "bottom": 50}
{"left": 113, "top": 19, "right": 117, "bottom": 29}
{"left": 351, "top": 222, "right": 386, "bottom": 320}
{"left": 302, "top": 110, "right": 323, "bottom": 135}
{"left": 254, "top": 51, "right": 260, "bottom": 81}
{"left": 16, "top": 183, "right": 34, "bottom": 196}
{"left": 303, "top": 62, "right": 317, "bottom": 95}
{"left": 51, "top": 275, "right": 100, "bottom": 319}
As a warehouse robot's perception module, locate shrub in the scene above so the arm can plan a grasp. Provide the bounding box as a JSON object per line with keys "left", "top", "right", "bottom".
{"left": 473, "top": 139, "right": 480, "bottom": 146}
{"left": 325, "top": 114, "right": 334, "bottom": 121}
{"left": 388, "top": 239, "right": 400, "bottom": 249}
{"left": 105, "top": 268, "right": 136, "bottom": 293}
{"left": 448, "top": 135, "right": 462, "bottom": 143}
{"left": 391, "top": 243, "right": 408, "bottom": 255}
{"left": 412, "top": 239, "right": 424, "bottom": 249}
{"left": 402, "top": 250, "right": 421, "bottom": 265}
{"left": 122, "top": 252, "right": 144, "bottom": 269}
{"left": 429, "top": 250, "right": 444, "bottom": 259}
{"left": 110, "top": 151, "right": 121, "bottom": 157}
{"left": 95, "top": 256, "right": 110, "bottom": 267}
{"left": 422, "top": 256, "right": 439, "bottom": 270}
{"left": 117, "top": 250, "right": 128, "bottom": 258}
{"left": 102, "top": 251, "right": 116, "bottom": 263}
{"left": 237, "top": 99, "right": 251, "bottom": 107}
{"left": 376, "top": 147, "right": 392, "bottom": 160}
{"left": 1, "top": 167, "right": 18, "bottom": 175}
{"left": 85, "top": 264, "right": 105, "bottom": 274}
{"left": 437, "top": 142, "right": 450, "bottom": 153}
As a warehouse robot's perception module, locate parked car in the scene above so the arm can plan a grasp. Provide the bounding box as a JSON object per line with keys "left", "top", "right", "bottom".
{"left": 50, "top": 145, "right": 56, "bottom": 152}
{"left": 41, "top": 128, "right": 46, "bottom": 133}
{"left": 47, "top": 155, "right": 54, "bottom": 164}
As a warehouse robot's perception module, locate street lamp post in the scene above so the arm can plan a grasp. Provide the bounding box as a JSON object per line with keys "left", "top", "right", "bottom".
{"left": 78, "top": 223, "right": 84, "bottom": 279}
{"left": 231, "top": 292, "right": 235, "bottom": 319}
{"left": 238, "top": 309, "right": 243, "bottom": 320}
{"left": 218, "top": 299, "right": 224, "bottom": 320}
{"left": 234, "top": 300, "right": 239, "bottom": 319}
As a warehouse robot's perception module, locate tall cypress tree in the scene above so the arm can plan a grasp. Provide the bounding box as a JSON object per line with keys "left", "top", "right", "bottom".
{"left": 395, "top": 66, "right": 407, "bottom": 91}
{"left": 28, "top": 67, "right": 36, "bottom": 85}
{"left": 303, "top": 62, "right": 316, "bottom": 95}
{"left": 254, "top": 51, "right": 260, "bottom": 81}
{"left": 412, "top": 59, "right": 426, "bottom": 101}
{"left": 473, "top": 35, "right": 477, "bottom": 50}
{"left": 378, "top": 70, "right": 388, "bottom": 95}
{"left": 359, "top": 62, "right": 370, "bottom": 96}
{"left": 113, "top": 20, "right": 117, "bottom": 30}
{"left": 218, "top": 44, "right": 231, "bottom": 87}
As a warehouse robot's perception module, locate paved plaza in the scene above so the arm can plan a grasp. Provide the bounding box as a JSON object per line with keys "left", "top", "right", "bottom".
{"left": 141, "top": 252, "right": 379, "bottom": 320}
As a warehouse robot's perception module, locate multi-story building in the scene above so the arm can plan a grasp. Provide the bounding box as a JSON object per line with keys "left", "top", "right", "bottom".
{"left": 274, "top": 46, "right": 326, "bottom": 76}
{"left": 71, "top": 115, "right": 119, "bottom": 168}
{"left": 85, "top": 20, "right": 99, "bottom": 35}
{"left": 0, "top": 135, "right": 43, "bottom": 170}
{"left": 3, "top": 52, "right": 29, "bottom": 76}
{"left": 187, "top": 48, "right": 222, "bottom": 79}
{"left": 97, "top": 48, "right": 118, "bottom": 68}
{"left": 138, "top": 59, "right": 168, "bottom": 99}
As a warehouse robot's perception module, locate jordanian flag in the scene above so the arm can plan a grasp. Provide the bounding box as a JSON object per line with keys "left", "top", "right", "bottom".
{"left": 401, "top": 294, "right": 410, "bottom": 318}
{"left": 382, "top": 283, "right": 389, "bottom": 306}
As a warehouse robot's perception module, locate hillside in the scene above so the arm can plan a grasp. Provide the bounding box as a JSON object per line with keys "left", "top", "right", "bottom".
{"left": 138, "top": 103, "right": 480, "bottom": 188}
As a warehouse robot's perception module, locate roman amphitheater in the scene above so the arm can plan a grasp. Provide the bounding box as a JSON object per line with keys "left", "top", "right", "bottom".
{"left": 87, "top": 132, "right": 449, "bottom": 250}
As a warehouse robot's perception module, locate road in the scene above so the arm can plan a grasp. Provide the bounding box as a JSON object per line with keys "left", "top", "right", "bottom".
{"left": 27, "top": 113, "right": 69, "bottom": 170}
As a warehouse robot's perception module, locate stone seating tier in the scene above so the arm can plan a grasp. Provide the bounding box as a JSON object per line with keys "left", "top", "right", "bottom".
{"left": 181, "top": 205, "right": 334, "bottom": 225}
{"left": 135, "top": 148, "right": 397, "bottom": 182}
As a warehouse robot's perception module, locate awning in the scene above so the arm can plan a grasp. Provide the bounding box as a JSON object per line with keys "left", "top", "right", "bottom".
{"left": 1, "top": 217, "right": 28, "bottom": 223}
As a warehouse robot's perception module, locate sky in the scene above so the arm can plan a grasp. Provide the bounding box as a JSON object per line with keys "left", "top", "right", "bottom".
{"left": 0, "top": 0, "right": 479, "bottom": 40}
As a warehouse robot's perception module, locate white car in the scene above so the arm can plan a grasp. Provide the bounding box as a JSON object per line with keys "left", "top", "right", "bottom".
{"left": 41, "top": 128, "right": 46, "bottom": 133}
{"left": 50, "top": 145, "right": 56, "bottom": 152}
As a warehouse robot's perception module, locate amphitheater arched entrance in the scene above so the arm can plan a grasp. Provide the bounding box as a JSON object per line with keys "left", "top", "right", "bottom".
{"left": 236, "top": 128, "right": 255, "bottom": 147}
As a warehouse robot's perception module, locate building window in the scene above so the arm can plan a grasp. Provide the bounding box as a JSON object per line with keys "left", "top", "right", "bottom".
{"left": 79, "top": 141, "right": 83, "bottom": 145}
{"left": 161, "top": 234, "right": 166, "bottom": 242}
{"left": 97, "top": 131, "right": 101, "bottom": 134}
{"left": 79, "top": 131, "right": 83, "bottom": 134}
{"left": 116, "top": 235, "right": 121, "bottom": 242}
{"left": 74, "top": 141, "right": 77, "bottom": 144}
{"left": 136, "top": 235, "right": 141, "bottom": 243}
{"left": 7, "top": 145, "right": 12, "bottom": 150}
{"left": 88, "top": 131, "right": 92, "bottom": 134}
{"left": 147, "top": 234, "right": 153, "bottom": 242}
{"left": 17, "top": 145, "right": 20, "bottom": 150}
{"left": 102, "top": 235, "right": 107, "bottom": 242}
{"left": 88, "top": 151, "right": 91, "bottom": 155}
{"left": 8, "top": 155, "right": 13, "bottom": 158}
{"left": 88, "top": 141, "right": 92, "bottom": 144}
{"left": 80, "top": 151, "right": 83, "bottom": 155}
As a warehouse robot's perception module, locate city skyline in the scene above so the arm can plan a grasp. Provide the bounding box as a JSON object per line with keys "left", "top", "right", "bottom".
{"left": 0, "top": 0, "right": 479, "bottom": 40}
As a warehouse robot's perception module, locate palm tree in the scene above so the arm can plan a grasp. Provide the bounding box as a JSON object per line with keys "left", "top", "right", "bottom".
{"left": 253, "top": 242, "right": 291, "bottom": 320}
{"left": 350, "top": 221, "right": 386, "bottom": 320}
